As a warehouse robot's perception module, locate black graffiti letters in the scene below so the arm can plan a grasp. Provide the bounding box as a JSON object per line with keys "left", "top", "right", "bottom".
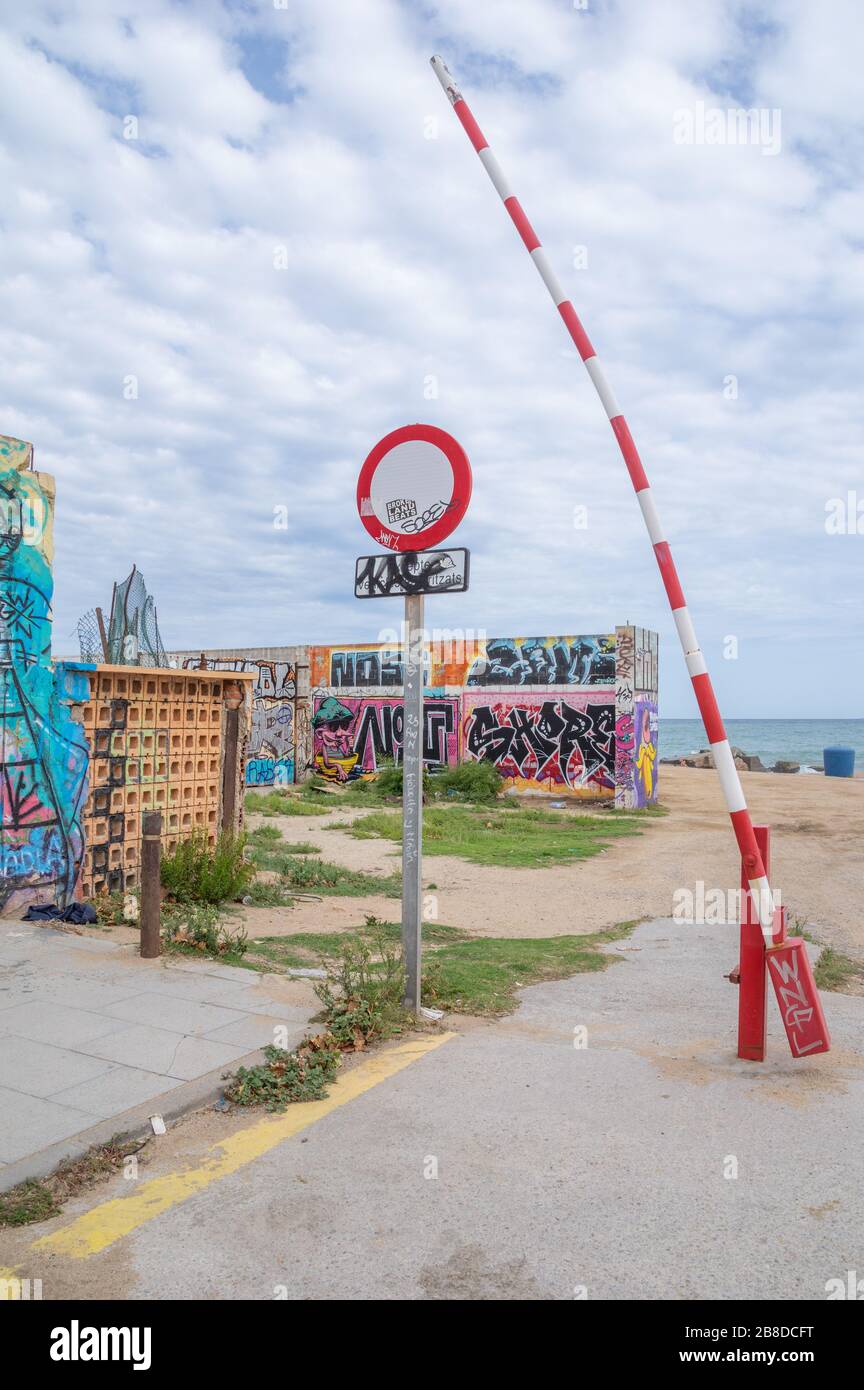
{"left": 466, "top": 700, "right": 614, "bottom": 788}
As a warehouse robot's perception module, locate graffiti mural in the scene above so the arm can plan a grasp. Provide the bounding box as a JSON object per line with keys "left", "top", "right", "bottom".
{"left": 311, "top": 694, "right": 458, "bottom": 782}
{"left": 462, "top": 692, "right": 615, "bottom": 794}
{"left": 633, "top": 699, "right": 659, "bottom": 807}
{"left": 0, "top": 434, "right": 91, "bottom": 913}
{"left": 465, "top": 635, "right": 615, "bottom": 687}
{"left": 323, "top": 648, "right": 431, "bottom": 690}
{"left": 193, "top": 628, "right": 659, "bottom": 803}
{"left": 185, "top": 656, "right": 296, "bottom": 785}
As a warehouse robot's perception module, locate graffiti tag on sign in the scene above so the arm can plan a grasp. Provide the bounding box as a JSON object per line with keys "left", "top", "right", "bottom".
{"left": 354, "top": 548, "right": 470, "bottom": 599}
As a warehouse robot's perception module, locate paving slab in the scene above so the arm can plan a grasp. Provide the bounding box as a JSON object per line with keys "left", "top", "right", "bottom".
{"left": 97, "top": 992, "right": 249, "bottom": 1035}
{"left": 74, "top": 1023, "right": 250, "bottom": 1079}
{"left": 0, "top": 1036, "right": 115, "bottom": 1098}
{"left": 0, "top": 1087, "right": 99, "bottom": 1164}
{"left": 0, "top": 1001, "right": 132, "bottom": 1046}
{"left": 47, "top": 1065, "right": 186, "bottom": 1118}
{"left": 0, "top": 921, "right": 319, "bottom": 1188}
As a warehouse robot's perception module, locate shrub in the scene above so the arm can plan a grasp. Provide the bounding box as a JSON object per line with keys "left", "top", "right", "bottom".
{"left": 160, "top": 830, "right": 254, "bottom": 904}
{"left": 225, "top": 1039, "right": 341, "bottom": 1111}
{"left": 432, "top": 760, "right": 503, "bottom": 803}
{"left": 314, "top": 918, "right": 410, "bottom": 1044}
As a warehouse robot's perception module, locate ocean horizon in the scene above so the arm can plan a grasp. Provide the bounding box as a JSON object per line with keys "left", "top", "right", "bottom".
{"left": 659, "top": 719, "right": 863, "bottom": 771}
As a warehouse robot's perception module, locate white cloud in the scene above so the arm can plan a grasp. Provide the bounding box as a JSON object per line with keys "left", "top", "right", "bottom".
{"left": 0, "top": 0, "right": 860, "bottom": 715}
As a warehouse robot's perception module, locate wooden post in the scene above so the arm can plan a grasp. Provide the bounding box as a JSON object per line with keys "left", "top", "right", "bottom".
{"left": 140, "top": 810, "right": 162, "bottom": 959}
{"left": 221, "top": 687, "right": 242, "bottom": 833}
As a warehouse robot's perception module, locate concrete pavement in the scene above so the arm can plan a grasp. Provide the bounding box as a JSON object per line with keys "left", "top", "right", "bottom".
{"left": 2, "top": 917, "right": 861, "bottom": 1300}
{"left": 0, "top": 922, "right": 317, "bottom": 1189}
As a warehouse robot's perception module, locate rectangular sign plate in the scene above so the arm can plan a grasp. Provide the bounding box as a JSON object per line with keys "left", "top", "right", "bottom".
{"left": 354, "top": 547, "right": 470, "bottom": 598}
{"left": 766, "top": 938, "right": 831, "bottom": 1057}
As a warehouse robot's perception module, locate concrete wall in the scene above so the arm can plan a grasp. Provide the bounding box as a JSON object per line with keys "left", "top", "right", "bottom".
{"left": 613, "top": 625, "right": 659, "bottom": 810}
{"left": 170, "top": 648, "right": 307, "bottom": 790}
{"left": 0, "top": 435, "right": 91, "bottom": 914}
{"left": 173, "top": 628, "right": 659, "bottom": 803}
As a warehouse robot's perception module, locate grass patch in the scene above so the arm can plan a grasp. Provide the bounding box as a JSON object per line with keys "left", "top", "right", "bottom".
{"left": 282, "top": 856, "right": 401, "bottom": 897}
{"left": 246, "top": 824, "right": 285, "bottom": 846}
{"left": 244, "top": 916, "right": 635, "bottom": 1017}
{"left": 338, "top": 804, "right": 643, "bottom": 868}
{"left": 247, "top": 828, "right": 322, "bottom": 850}
{"left": 247, "top": 919, "right": 469, "bottom": 971}
{"left": 245, "top": 791, "right": 334, "bottom": 817}
{"left": 249, "top": 847, "right": 401, "bottom": 898}
{"left": 243, "top": 880, "right": 295, "bottom": 909}
{"left": 814, "top": 945, "right": 864, "bottom": 994}
{"left": 0, "top": 1180, "right": 60, "bottom": 1227}
{"left": 0, "top": 1139, "right": 147, "bottom": 1229}
{"left": 422, "top": 922, "right": 638, "bottom": 1016}
{"left": 325, "top": 760, "right": 505, "bottom": 808}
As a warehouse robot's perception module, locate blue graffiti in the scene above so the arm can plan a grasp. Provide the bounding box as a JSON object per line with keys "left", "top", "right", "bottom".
{"left": 246, "top": 756, "right": 295, "bottom": 787}
{"left": 0, "top": 438, "right": 91, "bottom": 910}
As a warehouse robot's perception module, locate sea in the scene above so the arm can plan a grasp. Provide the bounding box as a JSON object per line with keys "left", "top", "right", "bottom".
{"left": 659, "top": 719, "right": 864, "bottom": 772}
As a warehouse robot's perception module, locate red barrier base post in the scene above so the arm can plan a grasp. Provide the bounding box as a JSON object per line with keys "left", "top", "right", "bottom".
{"left": 767, "top": 938, "right": 831, "bottom": 1057}
{"left": 737, "top": 825, "right": 770, "bottom": 1061}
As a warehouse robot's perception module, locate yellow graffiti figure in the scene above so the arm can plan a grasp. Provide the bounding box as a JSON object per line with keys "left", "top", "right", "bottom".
{"left": 635, "top": 707, "right": 656, "bottom": 802}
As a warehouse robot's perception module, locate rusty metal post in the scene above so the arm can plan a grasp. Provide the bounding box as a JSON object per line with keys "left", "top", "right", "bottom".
{"left": 95, "top": 606, "right": 109, "bottom": 661}
{"left": 140, "top": 810, "right": 162, "bottom": 958}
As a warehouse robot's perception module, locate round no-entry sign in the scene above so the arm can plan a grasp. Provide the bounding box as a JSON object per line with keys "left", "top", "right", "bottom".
{"left": 357, "top": 424, "right": 471, "bottom": 551}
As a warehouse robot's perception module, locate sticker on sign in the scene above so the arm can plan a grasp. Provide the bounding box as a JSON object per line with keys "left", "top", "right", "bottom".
{"left": 355, "top": 547, "right": 470, "bottom": 598}
{"left": 357, "top": 424, "right": 471, "bottom": 551}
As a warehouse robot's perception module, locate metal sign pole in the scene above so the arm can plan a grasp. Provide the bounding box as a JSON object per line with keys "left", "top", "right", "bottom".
{"left": 402, "top": 593, "right": 424, "bottom": 1011}
{"left": 354, "top": 424, "right": 471, "bottom": 1015}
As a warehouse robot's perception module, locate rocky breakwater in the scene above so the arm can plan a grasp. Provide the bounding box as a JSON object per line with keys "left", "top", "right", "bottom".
{"left": 660, "top": 746, "right": 801, "bottom": 774}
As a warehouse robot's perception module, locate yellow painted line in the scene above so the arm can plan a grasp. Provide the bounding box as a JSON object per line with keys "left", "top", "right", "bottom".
{"left": 34, "top": 1032, "right": 455, "bottom": 1260}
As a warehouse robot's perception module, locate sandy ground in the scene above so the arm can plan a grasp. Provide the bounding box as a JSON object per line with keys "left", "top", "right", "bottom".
{"left": 89, "top": 767, "right": 864, "bottom": 961}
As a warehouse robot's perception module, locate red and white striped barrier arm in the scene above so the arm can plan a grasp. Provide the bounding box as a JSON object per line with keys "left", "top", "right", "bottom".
{"left": 431, "top": 54, "right": 775, "bottom": 941}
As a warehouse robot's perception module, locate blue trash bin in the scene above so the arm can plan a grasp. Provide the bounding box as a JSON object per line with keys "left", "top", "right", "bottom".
{"left": 823, "top": 746, "right": 855, "bottom": 778}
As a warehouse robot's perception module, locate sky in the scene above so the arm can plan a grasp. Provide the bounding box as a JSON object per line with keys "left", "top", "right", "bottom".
{"left": 0, "top": 0, "right": 861, "bottom": 717}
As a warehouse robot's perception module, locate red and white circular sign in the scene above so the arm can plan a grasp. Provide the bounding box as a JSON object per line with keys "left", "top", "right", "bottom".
{"left": 357, "top": 424, "right": 471, "bottom": 551}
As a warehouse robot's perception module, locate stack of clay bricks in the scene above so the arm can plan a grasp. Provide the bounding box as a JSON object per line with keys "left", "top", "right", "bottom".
{"left": 79, "top": 666, "right": 250, "bottom": 899}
